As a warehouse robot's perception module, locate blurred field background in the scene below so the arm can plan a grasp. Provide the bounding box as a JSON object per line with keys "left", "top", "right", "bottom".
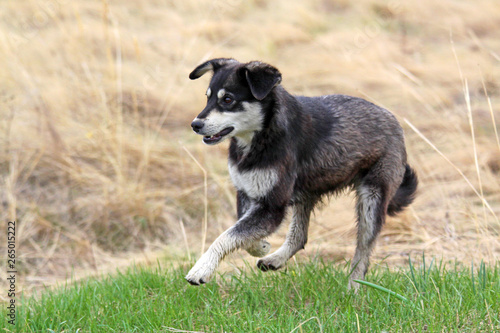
{"left": 0, "top": 0, "right": 499, "bottom": 293}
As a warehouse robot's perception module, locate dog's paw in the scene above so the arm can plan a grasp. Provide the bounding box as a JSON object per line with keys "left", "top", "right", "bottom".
{"left": 347, "top": 279, "right": 362, "bottom": 293}
{"left": 245, "top": 239, "right": 271, "bottom": 257}
{"left": 256, "top": 252, "right": 287, "bottom": 272}
{"left": 185, "top": 275, "right": 206, "bottom": 286}
{"left": 185, "top": 255, "right": 217, "bottom": 286}
{"left": 185, "top": 266, "right": 212, "bottom": 286}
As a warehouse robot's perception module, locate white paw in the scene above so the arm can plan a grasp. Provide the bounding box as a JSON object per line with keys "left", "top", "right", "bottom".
{"left": 245, "top": 239, "right": 271, "bottom": 257}
{"left": 185, "top": 254, "right": 217, "bottom": 285}
{"left": 257, "top": 251, "right": 288, "bottom": 271}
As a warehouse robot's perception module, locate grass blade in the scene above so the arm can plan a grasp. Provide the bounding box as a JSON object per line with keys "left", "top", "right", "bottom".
{"left": 352, "top": 279, "right": 408, "bottom": 302}
{"left": 409, "top": 256, "right": 419, "bottom": 292}
{"left": 471, "top": 260, "right": 476, "bottom": 295}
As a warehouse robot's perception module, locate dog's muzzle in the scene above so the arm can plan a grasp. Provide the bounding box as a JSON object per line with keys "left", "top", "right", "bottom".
{"left": 191, "top": 119, "right": 234, "bottom": 145}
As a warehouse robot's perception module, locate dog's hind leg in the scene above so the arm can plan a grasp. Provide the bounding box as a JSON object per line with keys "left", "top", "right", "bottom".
{"left": 348, "top": 157, "right": 406, "bottom": 290}
{"left": 348, "top": 182, "right": 389, "bottom": 291}
{"left": 257, "top": 201, "right": 314, "bottom": 271}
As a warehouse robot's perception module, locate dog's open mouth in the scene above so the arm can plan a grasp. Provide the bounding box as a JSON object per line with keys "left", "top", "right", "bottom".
{"left": 203, "top": 127, "right": 234, "bottom": 144}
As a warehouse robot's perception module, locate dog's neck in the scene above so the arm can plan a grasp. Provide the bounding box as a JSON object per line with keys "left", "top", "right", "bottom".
{"left": 229, "top": 87, "right": 291, "bottom": 165}
{"left": 234, "top": 133, "right": 254, "bottom": 155}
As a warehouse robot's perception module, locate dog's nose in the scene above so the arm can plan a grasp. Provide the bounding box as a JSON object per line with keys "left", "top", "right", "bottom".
{"left": 191, "top": 120, "right": 204, "bottom": 133}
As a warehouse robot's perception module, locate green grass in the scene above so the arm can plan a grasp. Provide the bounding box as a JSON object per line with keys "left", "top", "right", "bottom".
{"left": 3, "top": 258, "right": 500, "bottom": 332}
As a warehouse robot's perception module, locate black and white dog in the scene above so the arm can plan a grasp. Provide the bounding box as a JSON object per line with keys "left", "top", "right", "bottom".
{"left": 186, "top": 58, "right": 417, "bottom": 289}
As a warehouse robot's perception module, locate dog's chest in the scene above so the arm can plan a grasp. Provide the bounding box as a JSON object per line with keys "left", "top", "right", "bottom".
{"left": 228, "top": 162, "right": 278, "bottom": 198}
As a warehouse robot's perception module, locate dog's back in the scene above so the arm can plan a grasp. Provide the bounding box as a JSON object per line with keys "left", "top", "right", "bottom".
{"left": 270, "top": 92, "right": 410, "bottom": 203}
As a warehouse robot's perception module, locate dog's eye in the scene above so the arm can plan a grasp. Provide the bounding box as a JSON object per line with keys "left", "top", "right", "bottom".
{"left": 223, "top": 96, "right": 233, "bottom": 104}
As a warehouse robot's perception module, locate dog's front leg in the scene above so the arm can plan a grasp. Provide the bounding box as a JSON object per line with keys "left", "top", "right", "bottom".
{"left": 257, "top": 201, "right": 314, "bottom": 271}
{"left": 185, "top": 203, "right": 286, "bottom": 285}
{"left": 235, "top": 191, "right": 271, "bottom": 258}
{"left": 185, "top": 227, "right": 240, "bottom": 285}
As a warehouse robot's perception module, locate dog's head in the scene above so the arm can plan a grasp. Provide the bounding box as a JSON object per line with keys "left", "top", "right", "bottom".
{"left": 189, "top": 58, "right": 282, "bottom": 145}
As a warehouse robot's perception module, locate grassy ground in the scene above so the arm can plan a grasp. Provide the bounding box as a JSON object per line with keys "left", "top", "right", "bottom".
{"left": 3, "top": 258, "right": 499, "bottom": 332}
{"left": 0, "top": 0, "right": 499, "bottom": 296}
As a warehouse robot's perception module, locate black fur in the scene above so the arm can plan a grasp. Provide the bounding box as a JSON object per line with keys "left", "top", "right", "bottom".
{"left": 241, "top": 62, "right": 282, "bottom": 100}
{"left": 189, "top": 58, "right": 237, "bottom": 80}
{"left": 387, "top": 164, "right": 418, "bottom": 216}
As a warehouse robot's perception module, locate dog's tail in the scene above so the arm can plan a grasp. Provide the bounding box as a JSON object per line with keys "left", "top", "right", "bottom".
{"left": 387, "top": 164, "right": 418, "bottom": 216}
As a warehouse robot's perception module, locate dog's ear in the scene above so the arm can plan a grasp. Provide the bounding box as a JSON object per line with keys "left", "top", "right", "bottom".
{"left": 241, "top": 61, "right": 282, "bottom": 100}
{"left": 189, "top": 58, "right": 237, "bottom": 80}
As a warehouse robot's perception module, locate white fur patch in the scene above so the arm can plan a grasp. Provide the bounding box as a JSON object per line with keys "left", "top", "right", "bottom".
{"left": 228, "top": 163, "right": 278, "bottom": 198}
{"left": 217, "top": 88, "right": 226, "bottom": 99}
{"left": 234, "top": 102, "right": 264, "bottom": 152}
{"left": 206, "top": 87, "right": 211, "bottom": 98}
{"left": 198, "top": 102, "right": 264, "bottom": 146}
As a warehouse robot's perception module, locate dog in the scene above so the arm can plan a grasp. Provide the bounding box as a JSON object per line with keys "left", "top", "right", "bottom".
{"left": 185, "top": 58, "right": 417, "bottom": 289}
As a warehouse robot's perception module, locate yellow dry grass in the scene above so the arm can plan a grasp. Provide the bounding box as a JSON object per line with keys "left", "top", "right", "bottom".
{"left": 0, "top": 0, "right": 499, "bottom": 292}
